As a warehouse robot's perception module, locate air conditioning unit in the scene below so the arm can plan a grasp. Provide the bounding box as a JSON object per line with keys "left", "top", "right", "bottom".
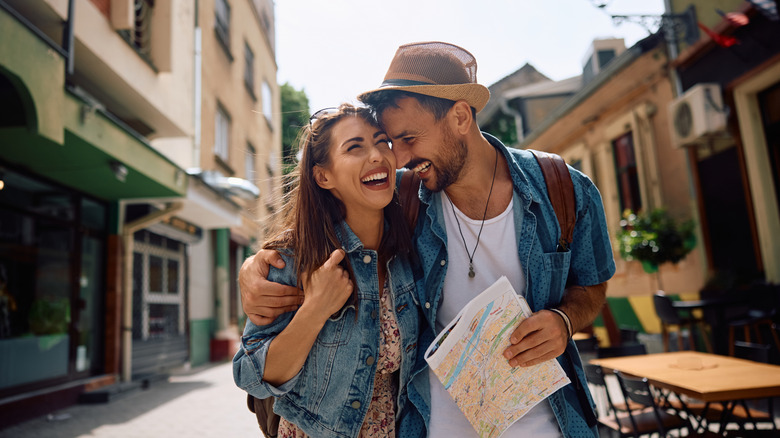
{"left": 668, "top": 83, "right": 728, "bottom": 148}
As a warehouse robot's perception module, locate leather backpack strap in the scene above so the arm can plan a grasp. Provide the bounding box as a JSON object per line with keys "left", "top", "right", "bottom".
{"left": 530, "top": 150, "right": 598, "bottom": 428}
{"left": 399, "top": 170, "right": 421, "bottom": 233}
{"left": 530, "top": 150, "right": 575, "bottom": 251}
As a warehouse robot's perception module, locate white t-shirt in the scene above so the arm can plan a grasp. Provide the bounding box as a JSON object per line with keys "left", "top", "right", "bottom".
{"left": 427, "top": 192, "right": 562, "bottom": 438}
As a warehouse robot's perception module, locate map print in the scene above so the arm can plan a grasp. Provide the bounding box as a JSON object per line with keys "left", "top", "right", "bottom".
{"left": 424, "top": 276, "right": 570, "bottom": 438}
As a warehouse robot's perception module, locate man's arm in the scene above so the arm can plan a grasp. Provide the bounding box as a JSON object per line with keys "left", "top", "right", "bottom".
{"left": 240, "top": 250, "right": 304, "bottom": 326}
{"left": 502, "top": 281, "right": 607, "bottom": 367}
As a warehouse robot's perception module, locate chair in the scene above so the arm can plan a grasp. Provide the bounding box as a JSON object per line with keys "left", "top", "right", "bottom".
{"left": 574, "top": 334, "right": 599, "bottom": 364}
{"left": 654, "top": 291, "right": 713, "bottom": 353}
{"left": 584, "top": 364, "right": 651, "bottom": 437}
{"left": 597, "top": 342, "right": 647, "bottom": 359}
{"left": 724, "top": 341, "right": 777, "bottom": 432}
{"left": 727, "top": 282, "right": 780, "bottom": 357}
{"left": 619, "top": 326, "right": 641, "bottom": 345}
{"left": 574, "top": 334, "right": 599, "bottom": 353}
{"left": 615, "top": 371, "right": 693, "bottom": 437}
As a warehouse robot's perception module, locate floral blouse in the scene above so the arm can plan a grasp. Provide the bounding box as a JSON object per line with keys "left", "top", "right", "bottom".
{"left": 278, "top": 280, "right": 402, "bottom": 438}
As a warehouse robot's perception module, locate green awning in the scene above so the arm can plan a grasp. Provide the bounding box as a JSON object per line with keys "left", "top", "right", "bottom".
{"left": 0, "top": 7, "right": 186, "bottom": 201}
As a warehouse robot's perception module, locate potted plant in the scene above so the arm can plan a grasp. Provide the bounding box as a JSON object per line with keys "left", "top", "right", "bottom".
{"left": 616, "top": 208, "right": 696, "bottom": 290}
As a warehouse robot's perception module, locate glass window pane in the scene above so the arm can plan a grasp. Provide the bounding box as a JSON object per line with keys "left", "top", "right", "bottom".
{"left": 78, "top": 236, "right": 104, "bottom": 372}
{"left": 149, "top": 255, "right": 163, "bottom": 292}
{"left": 167, "top": 259, "right": 179, "bottom": 294}
{"left": 0, "top": 216, "right": 72, "bottom": 389}
{"left": 81, "top": 197, "right": 106, "bottom": 231}
{"left": 132, "top": 252, "right": 144, "bottom": 340}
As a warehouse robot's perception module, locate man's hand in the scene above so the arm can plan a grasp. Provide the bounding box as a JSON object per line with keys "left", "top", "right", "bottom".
{"left": 502, "top": 309, "right": 568, "bottom": 367}
{"left": 240, "top": 249, "right": 304, "bottom": 326}
{"left": 502, "top": 281, "right": 608, "bottom": 367}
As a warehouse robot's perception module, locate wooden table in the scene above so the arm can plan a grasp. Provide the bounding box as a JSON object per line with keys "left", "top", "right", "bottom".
{"left": 591, "top": 351, "right": 780, "bottom": 433}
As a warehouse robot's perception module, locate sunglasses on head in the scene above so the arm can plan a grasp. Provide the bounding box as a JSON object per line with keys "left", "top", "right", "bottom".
{"left": 309, "top": 107, "right": 340, "bottom": 129}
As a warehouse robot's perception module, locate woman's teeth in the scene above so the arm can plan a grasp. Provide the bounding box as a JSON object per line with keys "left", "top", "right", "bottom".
{"left": 362, "top": 172, "right": 388, "bottom": 184}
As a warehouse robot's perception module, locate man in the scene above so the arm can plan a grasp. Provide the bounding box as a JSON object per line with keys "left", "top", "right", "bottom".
{"left": 240, "top": 42, "right": 615, "bottom": 437}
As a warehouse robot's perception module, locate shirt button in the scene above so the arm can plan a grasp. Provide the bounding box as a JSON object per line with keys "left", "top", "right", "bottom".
{"left": 425, "top": 302, "right": 431, "bottom": 309}
{"left": 366, "top": 356, "right": 375, "bottom": 366}
{"left": 351, "top": 401, "right": 361, "bottom": 409}
{"left": 363, "top": 254, "right": 371, "bottom": 264}
{"left": 440, "top": 259, "right": 446, "bottom": 266}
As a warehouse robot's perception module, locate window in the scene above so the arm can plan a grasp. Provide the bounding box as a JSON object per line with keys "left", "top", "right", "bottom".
{"left": 215, "top": 104, "right": 230, "bottom": 161}
{"left": 613, "top": 132, "right": 642, "bottom": 212}
{"left": 0, "top": 168, "right": 108, "bottom": 387}
{"left": 131, "top": 230, "right": 186, "bottom": 340}
{"left": 116, "top": 0, "right": 154, "bottom": 63}
{"left": 262, "top": 81, "right": 273, "bottom": 124}
{"left": 244, "top": 43, "right": 255, "bottom": 96}
{"left": 215, "top": 0, "right": 231, "bottom": 55}
{"left": 597, "top": 49, "right": 617, "bottom": 70}
{"left": 246, "top": 143, "right": 256, "bottom": 182}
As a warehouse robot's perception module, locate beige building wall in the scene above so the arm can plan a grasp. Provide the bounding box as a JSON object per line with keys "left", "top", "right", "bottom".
{"left": 526, "top": 44, "right": 707, "bottom": 297}
{"left": 6, "top": 0, "right": 196, "bottom": 140}
{"left": 199, "top": 0, "right": 282, "bottom": 243}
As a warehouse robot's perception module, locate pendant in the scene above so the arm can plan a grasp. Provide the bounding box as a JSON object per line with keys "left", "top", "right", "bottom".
{"left": 468, "top": 263, "right": 475, "bottom": 278}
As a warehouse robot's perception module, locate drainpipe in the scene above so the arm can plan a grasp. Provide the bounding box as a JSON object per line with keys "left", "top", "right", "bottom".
{"left": 121, "top": 202, "right": 183, "bottom": 382}
{"left": 193, "top": 0, "right": 202, "bottom": 169}
{"left": 62, "top": 0, "right": 75, "bottom": 77}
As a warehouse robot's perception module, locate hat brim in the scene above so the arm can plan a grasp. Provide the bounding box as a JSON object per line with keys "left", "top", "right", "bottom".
{"left": 358, "top": 83, "right": 490, "bottom": 113}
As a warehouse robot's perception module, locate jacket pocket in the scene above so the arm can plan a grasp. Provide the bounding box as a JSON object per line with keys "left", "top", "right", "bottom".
{"left": 315, "top": 311, "right": 354, "bottom": 347}
{"left": 540, "top": 250, "right": 572, "bottom": 307}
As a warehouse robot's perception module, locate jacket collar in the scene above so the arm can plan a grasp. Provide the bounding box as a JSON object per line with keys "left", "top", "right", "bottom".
{"left": 334, "top": 220, "right": 365, "bottom": 253}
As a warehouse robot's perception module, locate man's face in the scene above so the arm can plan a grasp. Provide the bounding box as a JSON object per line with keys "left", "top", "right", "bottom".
{"left": 380, "top": 97, "right": 467, "bottom": 192}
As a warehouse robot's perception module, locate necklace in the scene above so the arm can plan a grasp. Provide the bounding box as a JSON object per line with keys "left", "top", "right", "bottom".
{"left": 447, "top": 147, "right": 498, "bottom": 278}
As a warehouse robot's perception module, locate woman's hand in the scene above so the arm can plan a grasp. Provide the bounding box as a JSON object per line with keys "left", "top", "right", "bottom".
{"left": 301, "top": 249, "right": 353, "bottom": 319}
{"left": 263, "top": 249, "right": 354, "bottom": 385}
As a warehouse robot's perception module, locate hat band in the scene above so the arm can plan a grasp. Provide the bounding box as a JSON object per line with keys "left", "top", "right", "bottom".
{"left": 379, "top": 78, "right": 436, "bottom": 88}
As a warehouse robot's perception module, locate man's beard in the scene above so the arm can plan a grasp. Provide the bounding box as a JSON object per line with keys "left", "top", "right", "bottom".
{"left": 429, "top": 126, "right": 468, "bottom": 192}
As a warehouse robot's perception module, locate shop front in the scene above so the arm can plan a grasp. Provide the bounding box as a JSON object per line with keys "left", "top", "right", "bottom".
{"left": 0, "top": 5, "right": 187, "bottom": 425}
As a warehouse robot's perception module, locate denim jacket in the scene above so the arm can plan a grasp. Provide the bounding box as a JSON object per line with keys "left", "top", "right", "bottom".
{"left": 233, "top": 221, "right": 427, "bottom": 438}
{"left": 407, "top": 133, "right": 616, "bottom": 437}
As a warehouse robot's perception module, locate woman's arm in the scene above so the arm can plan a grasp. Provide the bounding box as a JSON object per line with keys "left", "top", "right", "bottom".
{"left": 263, "top": 249, "right": 353, "bottom": 386}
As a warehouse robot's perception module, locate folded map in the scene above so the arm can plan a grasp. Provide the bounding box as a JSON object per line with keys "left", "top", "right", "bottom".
{"left": 424, "top": 276, "right": 570, "bottom": 438}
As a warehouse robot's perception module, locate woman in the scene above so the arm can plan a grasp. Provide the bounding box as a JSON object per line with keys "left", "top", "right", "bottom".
{"left": 233, "top": 104, "right": 426, "bottom": 438}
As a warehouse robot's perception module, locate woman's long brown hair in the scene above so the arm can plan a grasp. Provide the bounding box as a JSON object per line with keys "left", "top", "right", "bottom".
{"left": 263, "top": 103, "right": 413, "bottom": 299}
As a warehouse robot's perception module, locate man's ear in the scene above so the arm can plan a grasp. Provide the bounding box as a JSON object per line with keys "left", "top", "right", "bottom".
{"left": 449, "top": 100, "right": 474, "bottom": 135}
{"left": 313, "top": 165, "right": 333, "bottom": 189}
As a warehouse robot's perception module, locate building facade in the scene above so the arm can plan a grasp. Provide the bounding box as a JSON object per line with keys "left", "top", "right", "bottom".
{"left": 0, "top": 0, "right": 279, "bottom": 427}
{"left": 668, "top": 0, "right": 780, "bottom": 287}
{"left": 519, "top": 33, "right": 707, "bottom": 300}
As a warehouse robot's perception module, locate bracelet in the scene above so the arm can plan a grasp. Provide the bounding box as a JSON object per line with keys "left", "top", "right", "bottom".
{"left": 550, "top": 308, "right": 573, "bottom": 340}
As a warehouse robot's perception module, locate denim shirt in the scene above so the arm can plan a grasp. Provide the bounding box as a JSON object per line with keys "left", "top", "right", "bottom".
{"left": 233, "top": 221, "right": 427, "bottom": 438}
{"left": 406, "top": 133, "right": 616, "bottom": 438}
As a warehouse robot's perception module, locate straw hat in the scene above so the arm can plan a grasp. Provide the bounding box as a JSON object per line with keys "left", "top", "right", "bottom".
{"left": 358, "top": 41, "right": 490, "bottom": 113}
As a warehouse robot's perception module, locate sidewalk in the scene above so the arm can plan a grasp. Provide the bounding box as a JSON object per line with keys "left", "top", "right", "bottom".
{"left": 0, "top": 362, "right": 263, "bottom": 437}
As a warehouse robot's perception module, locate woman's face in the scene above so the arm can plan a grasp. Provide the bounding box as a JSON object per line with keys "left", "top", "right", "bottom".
{"left": 315, "top": 117, "right": 396, "bottom": 218}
